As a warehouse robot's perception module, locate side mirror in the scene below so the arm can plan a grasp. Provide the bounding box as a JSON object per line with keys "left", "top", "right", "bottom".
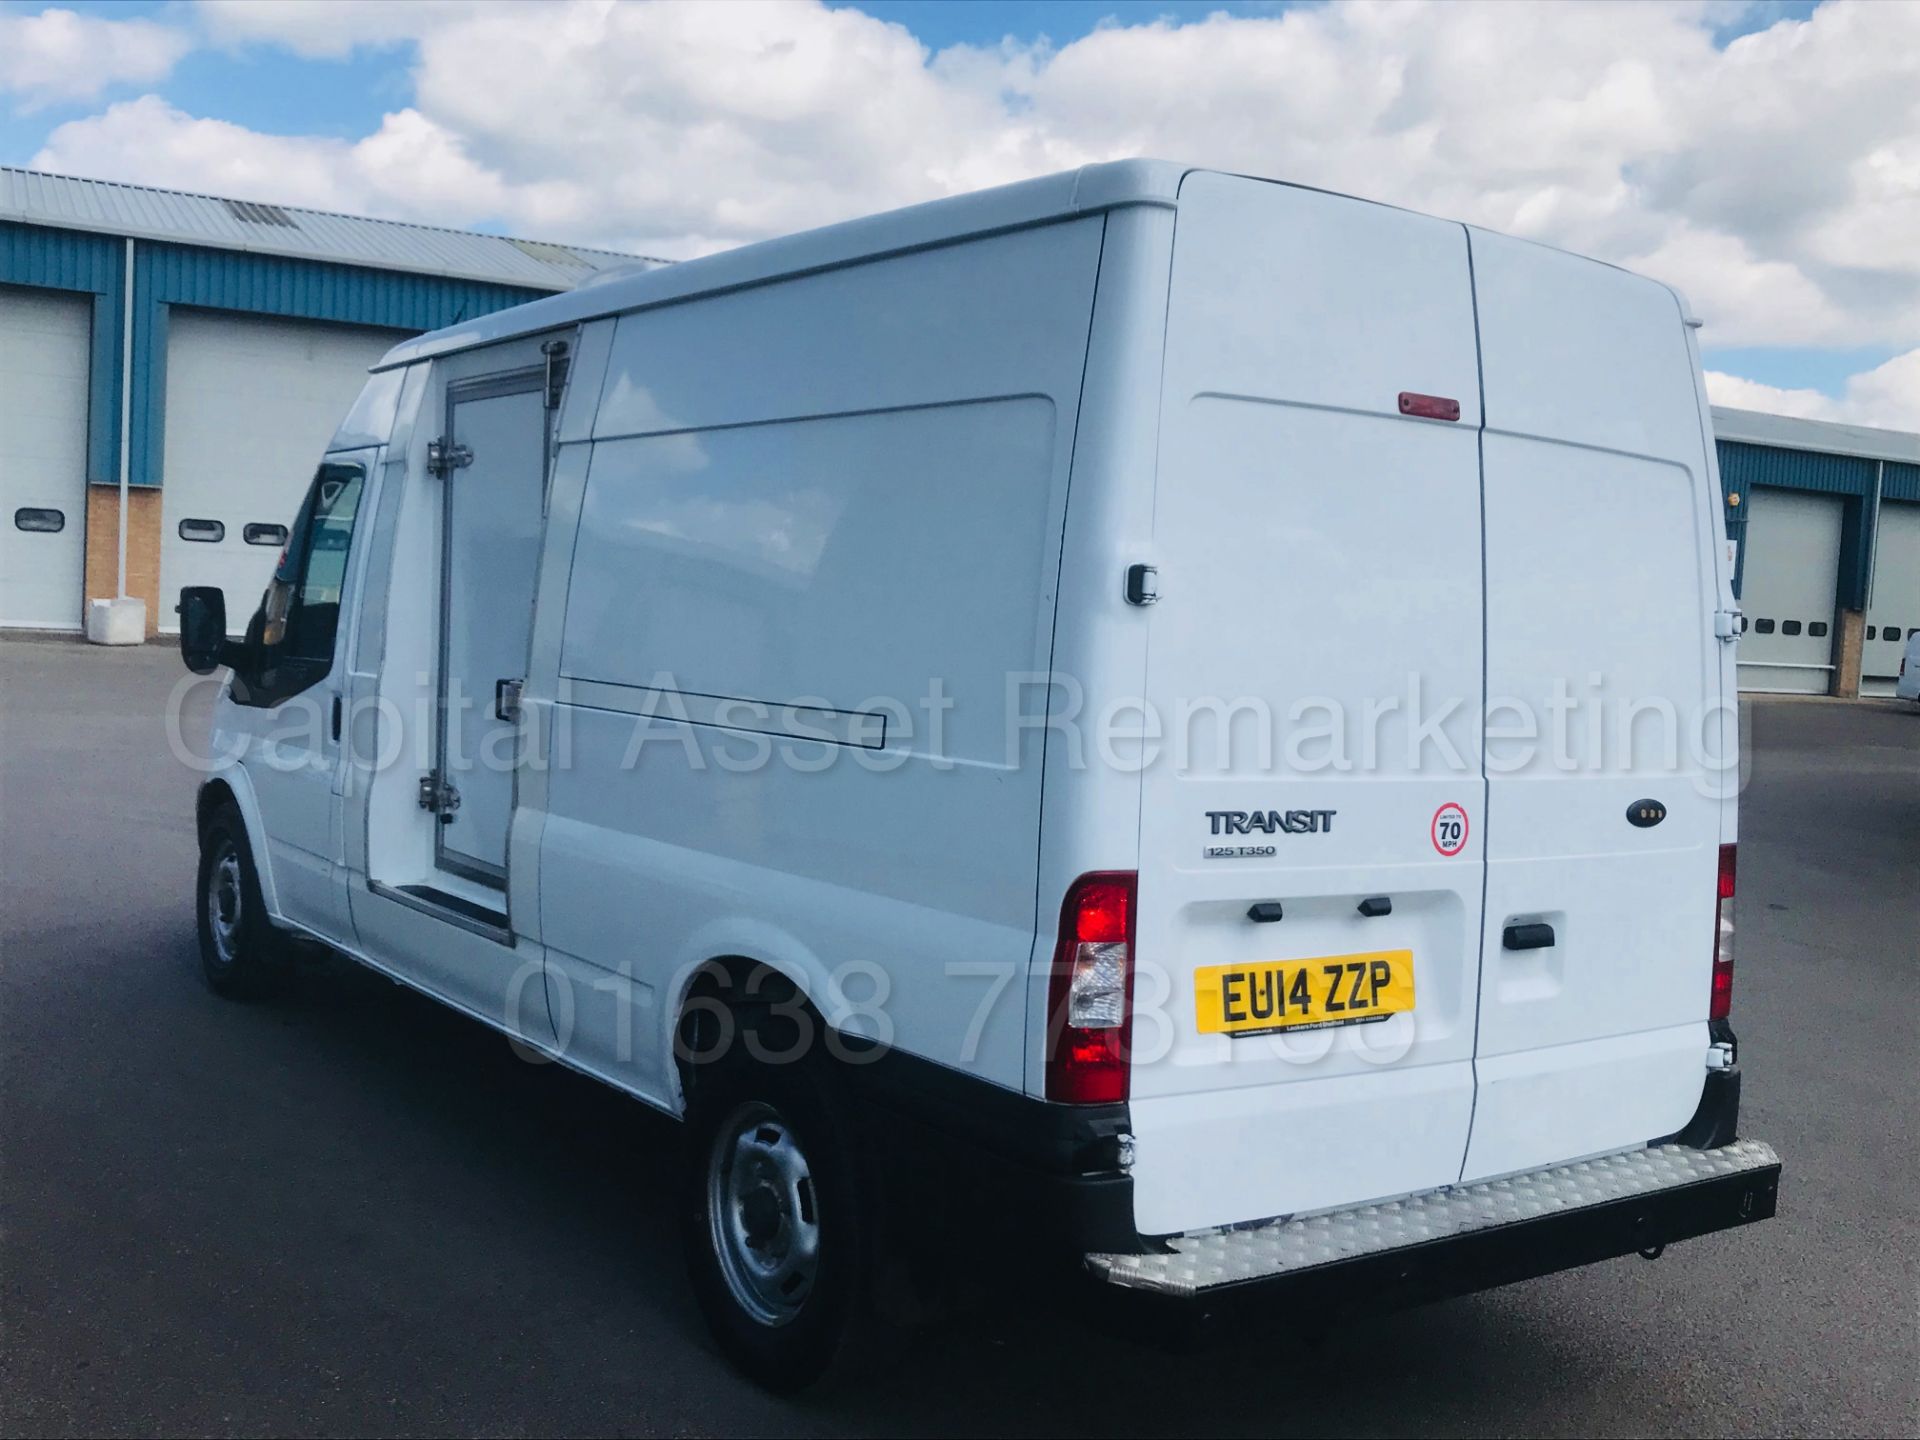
{"left": 178, "top": 586, "right": 233, "bottom": 674}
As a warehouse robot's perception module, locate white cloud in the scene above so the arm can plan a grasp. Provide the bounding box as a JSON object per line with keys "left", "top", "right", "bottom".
{"left": 1705, "top": 372, "right": 1848, "bottom": 422}
{"left": 0, "top": 7, "right": 189, "bottom": 110}
{"left": 25, "top": 95, "right": 517, "bottom": 226}
{"left": 25, "top": 0, "right": 1920, "bottom": 359}
{"left": 1707, "top": 347, "right": 1920, "bottom": 430}
{"left": 194, "top": 0, "right": 463, "bottom": 59}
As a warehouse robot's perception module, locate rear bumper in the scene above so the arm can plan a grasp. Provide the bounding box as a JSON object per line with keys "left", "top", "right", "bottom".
{"left": 1084, "top": 1139, "right": 1780, "bottom": 1344}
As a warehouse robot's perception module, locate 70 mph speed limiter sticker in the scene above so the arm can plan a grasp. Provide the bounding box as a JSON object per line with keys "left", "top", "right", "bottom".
{"left": 1431, "top": 802, "right": 1469, "bottom": 857}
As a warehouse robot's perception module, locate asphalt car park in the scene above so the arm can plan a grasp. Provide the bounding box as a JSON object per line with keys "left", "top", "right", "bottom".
{"left": 2, "top": 636, "right": 1915, "bottom": 1437}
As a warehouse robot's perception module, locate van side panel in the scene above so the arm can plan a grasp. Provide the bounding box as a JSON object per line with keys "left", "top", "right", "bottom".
{"left": 1463, "top": 230, "right": 1727, "bottom": 1182}
{"left": 1129, "top": 174, "right": 1488, "bottom": 1235}
{"left": 538, "top": 220, "right": 1104, "bottom": 1104}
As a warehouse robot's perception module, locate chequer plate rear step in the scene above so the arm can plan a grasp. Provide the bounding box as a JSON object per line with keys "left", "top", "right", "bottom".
{"left": 1088, "top": 1139, "right": 1781, "bottom": 1298}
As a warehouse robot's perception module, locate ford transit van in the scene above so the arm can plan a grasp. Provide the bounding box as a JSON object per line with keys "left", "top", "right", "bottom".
{"left": 177, "top": 161, "right": 1779, "bottom": 1390}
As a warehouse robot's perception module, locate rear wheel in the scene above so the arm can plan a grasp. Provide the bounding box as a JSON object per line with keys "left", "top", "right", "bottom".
{"left": 196, "top": 804, "right": 280, "bottom": 998}
{"left": 681, "top": 1047, "right": 873, "bottom": 1392}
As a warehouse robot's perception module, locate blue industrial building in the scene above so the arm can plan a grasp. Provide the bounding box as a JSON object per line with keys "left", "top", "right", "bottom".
{"left": 0, "top": 167, "right": 656, "bottom": 634}
{"left": 1714, "top": 406, "right": 1920, "bottom": 696}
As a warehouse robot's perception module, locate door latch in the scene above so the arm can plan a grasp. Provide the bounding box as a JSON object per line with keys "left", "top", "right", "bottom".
{"left": 1124, "top": 563, "right": 1160, "bottom": 606}
{"left": 495, "top": 677, "right": 525, "bottom": 724}
{"left": 417, "top": 772, "right": 461, "bottom": 822}
{"left": 427, "top": 438, "right": 473, "bottom": 478}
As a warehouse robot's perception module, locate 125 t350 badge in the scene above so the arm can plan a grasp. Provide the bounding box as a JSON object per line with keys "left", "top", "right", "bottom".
{"left": 1203, "top": 808, "right": 1335, "bottom": 858}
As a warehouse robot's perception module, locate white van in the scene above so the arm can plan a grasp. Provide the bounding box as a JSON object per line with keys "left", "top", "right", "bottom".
{"left": 1899, "top": 630, "right": 1920, "bottom": 702}
{"left": 178, "top": 161, "right": 1779, "bottom": 1389}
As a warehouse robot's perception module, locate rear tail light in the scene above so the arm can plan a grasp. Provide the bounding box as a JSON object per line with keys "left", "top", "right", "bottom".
{"left": 1045, "top": 872, "right": 1136, "bottom": 1104}
{"left": 1710, "top": 843, "right": 1736, "bottom": 1020}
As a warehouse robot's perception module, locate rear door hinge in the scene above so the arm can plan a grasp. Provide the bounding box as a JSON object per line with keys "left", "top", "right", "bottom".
{"left": 417, "top": 771, "right": 461, "bottom": 822}
{"left": 427, "top": 438, "right": 473, "bottom": 478}
{"left": 1706, "top": 1040, "right": 1736, "bottom": 1071}
{"left": 1714, "top": 608, "right": 1743, "bottom": 643}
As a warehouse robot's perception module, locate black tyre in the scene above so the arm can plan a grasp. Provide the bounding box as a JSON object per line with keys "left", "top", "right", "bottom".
{"left": 681, "top": 1045, "right": 874, "bottom": 1393}
{"left": 195, "top": 803, "right": 281, "bottom": 999}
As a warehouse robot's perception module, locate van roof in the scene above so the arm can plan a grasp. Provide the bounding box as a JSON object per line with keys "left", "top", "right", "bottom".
{"left": 371, "top": 160, "right": 1190, "bottom": 371}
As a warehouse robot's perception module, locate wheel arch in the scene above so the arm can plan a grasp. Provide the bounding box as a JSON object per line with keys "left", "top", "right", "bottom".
{"left": 195, "top": 773, "right": 282, "bottom": 922}
{"left": 664, "top": 933, "right": 840, "bottom": 1116}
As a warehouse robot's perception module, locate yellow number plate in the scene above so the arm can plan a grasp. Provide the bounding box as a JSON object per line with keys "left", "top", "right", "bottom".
{"left": 1194, "top": 950, "right": 1415, "bottom": 1036}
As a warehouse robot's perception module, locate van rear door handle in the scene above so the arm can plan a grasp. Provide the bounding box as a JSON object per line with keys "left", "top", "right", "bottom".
{"left": 1503, "top": 922, "right": 1555, "bottom": 951}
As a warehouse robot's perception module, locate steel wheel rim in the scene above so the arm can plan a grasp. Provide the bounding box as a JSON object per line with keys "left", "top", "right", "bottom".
{"left": 706, "top": 1100, "right": 820, "bottom": 1328}
{"left": 208, "top": 843, "right": 242, "bottom": 968}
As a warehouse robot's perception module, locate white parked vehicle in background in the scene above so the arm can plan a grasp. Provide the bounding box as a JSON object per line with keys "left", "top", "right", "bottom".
{"left": 179, "top": 161, "right": 1780, "bottom": 1390}
{"left": 1899, "top": 631, "right": 1920, "bottom": 702}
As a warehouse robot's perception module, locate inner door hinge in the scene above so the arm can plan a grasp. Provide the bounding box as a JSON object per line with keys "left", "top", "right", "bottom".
{"left": 541, "top": 338, "right": 571, "bottom": 412}
{"left": 417, "top": 772, "right": 461, "bottom": 822}
{"left": 427, "top": 438, "right": 473, "bottom": 478}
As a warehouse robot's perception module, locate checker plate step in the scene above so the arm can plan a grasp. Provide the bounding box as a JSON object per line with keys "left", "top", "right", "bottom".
{"left": 1089, "top": 1140, "right": 1780, "bottom": 1297}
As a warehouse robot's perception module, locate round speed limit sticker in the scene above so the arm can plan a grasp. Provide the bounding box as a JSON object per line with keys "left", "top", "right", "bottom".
{"left": 1431, "top": 802, "right": 1470, "bottom": 857}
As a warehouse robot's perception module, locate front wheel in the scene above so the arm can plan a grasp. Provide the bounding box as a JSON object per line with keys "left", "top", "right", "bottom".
{"left": 195, "top": 804, "right": 280, "bottom": 998}
{"left": 681, "top": 1051, "right": 873, "bottom": 1392}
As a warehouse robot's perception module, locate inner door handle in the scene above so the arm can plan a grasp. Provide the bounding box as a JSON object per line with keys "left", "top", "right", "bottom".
{"left": 495, "top": 677, "right": 524, "bottom": 723}
{"left": 1503, "top": 922, "right": 1556, "bottom": 951}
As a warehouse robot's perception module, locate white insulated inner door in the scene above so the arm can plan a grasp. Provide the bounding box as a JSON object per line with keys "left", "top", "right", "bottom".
{"left": 434, "top": 378, "right": 546, "bottom": 887}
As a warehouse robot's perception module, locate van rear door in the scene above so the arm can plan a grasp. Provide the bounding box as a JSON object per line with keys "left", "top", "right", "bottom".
{"left": 1462, "top": 229, "right": 1729, "bottom": 1182}
{"left": 1127, "top": 174, "right": 1487, "bottom": 1237}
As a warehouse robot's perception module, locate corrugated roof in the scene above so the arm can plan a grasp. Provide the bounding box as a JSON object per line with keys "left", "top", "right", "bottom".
{"left": 1712, "top": 405, "right": 1920, "bottom": 466}
{"left": 0, "top": 166, "right": 668, "bottom": 293}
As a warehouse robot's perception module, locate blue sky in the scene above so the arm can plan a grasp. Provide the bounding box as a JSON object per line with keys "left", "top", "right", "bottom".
{"left": 0, "top": 0, "right": 1911, "bottom": 426}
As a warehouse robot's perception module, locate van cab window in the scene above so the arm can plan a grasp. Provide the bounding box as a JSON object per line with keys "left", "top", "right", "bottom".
{"left": 233, "top": 460, "right": 365, "bottom": 706}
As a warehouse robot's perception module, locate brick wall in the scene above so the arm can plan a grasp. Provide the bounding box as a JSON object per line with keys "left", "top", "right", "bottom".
{"left": 84, "top": 484, "right": 163, "bottom": 637}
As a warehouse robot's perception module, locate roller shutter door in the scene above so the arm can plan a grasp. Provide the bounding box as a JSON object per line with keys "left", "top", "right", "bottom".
{"left": 0, "top": 285, "right": 90, "bottom": 630}
{"left": 1736, "top": 488, "right": 1843, "bottom": 695}
{"left": 1863, "top": 501, "right": 1920, "bottom": 697}
{"left": 159, "top": 309, "right": 403, "bottom": 634}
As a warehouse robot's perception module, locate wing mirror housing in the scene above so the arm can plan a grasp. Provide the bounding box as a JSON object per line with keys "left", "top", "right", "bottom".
{"left": 178, "top": 586, "right": 241, "bottom": 674}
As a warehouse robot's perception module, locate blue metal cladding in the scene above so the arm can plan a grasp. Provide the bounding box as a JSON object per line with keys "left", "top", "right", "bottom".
{"left": 1716, "top": 439, "right": 1883, "bottom": 610}
{"left": 1885, "top": 462, "right": 1920, "bottom": 504}
{"left": 133, "top": 242, "right": 546, "bottom": 487}
{"left": 1, "top": 221, "right": 548, "bottom": 489}
{"left": 1716, "top": 439, "right": 1875, "bottom": 502}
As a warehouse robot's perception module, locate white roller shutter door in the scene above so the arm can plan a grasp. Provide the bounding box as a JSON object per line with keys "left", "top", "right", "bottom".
{"left": 1863, "top": 501, "right": 1920, "bottom": 697}
{"left": 159, "top": 309, "right": 402, "bottom": 634}
{"left": 0, "top": 285, "right": 91, "bottom": 630}
{"left": 1736, "top": 487, "right": 1844, "bottom": 695}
